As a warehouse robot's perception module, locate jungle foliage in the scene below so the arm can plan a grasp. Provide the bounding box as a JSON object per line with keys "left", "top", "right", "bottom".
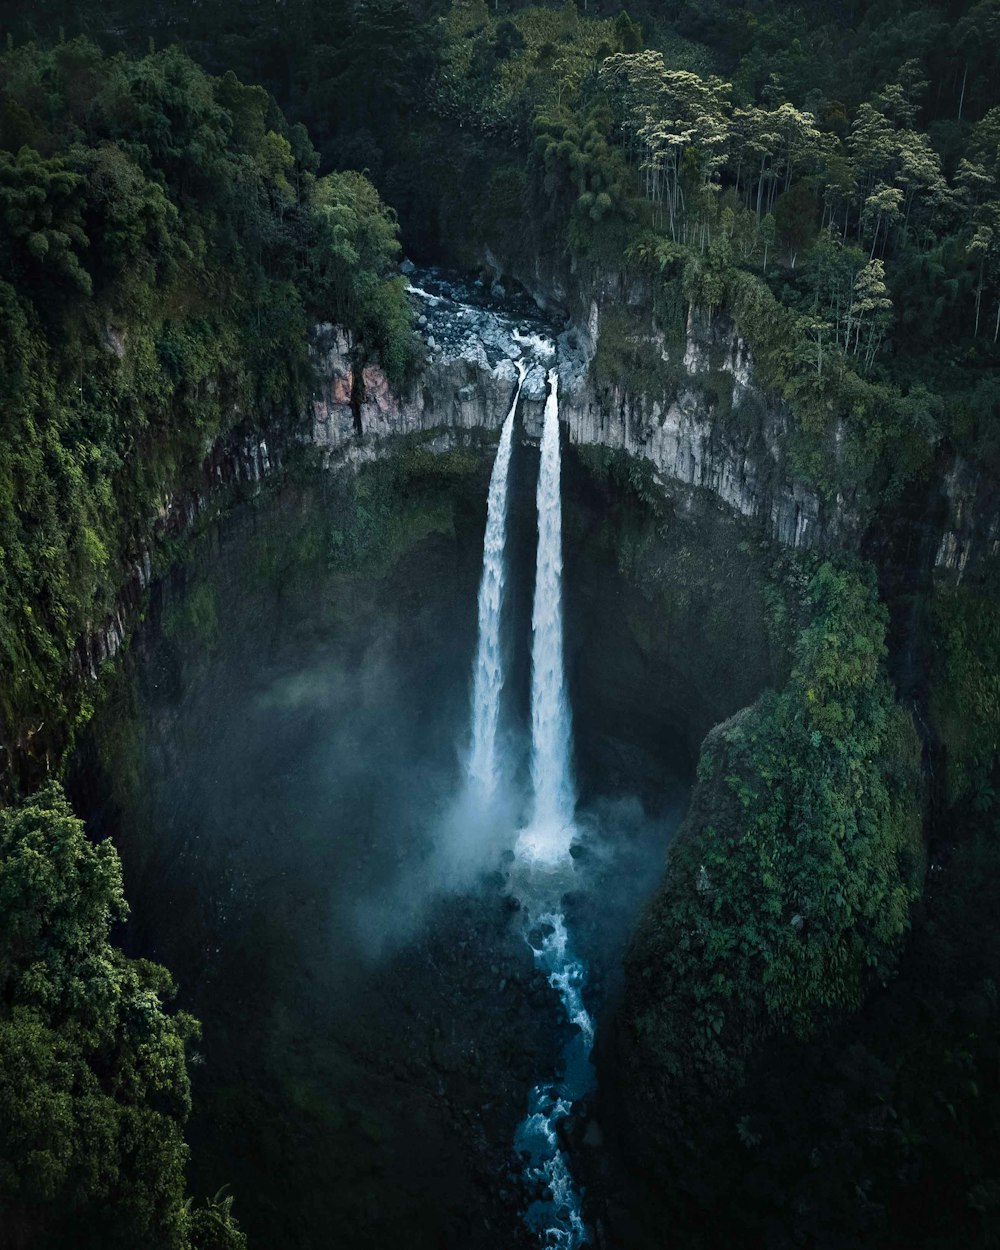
{"left": 0, "top": 47, "right": 414, "bottom": 1241}
{"left": 0, "top": 4, "right": 998, "bottom": 1248}
{"left": 620, "top": 817, "right": 1000, "bottom": 1250}
{"left": 625, "top": 561, "right": 923, "bottom": 1089}
{"left": 0, "top": 783, "right": 245, "bottom": 1250}
{"left": 0, "top": 40, "right": 413, "bottom": 786}
{"left": 12, "top": 3, "right": 1000, "bottom": 483}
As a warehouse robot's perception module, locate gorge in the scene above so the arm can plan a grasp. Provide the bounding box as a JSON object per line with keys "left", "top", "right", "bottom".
{"left": 2, "top": 11, "right": 999, "bottom": 1250}
{"left": 59, "top": 267, "right": 926, "bottom": 1247}
{"left": 20, "top": 254, "right": 995, "bottom": 1250}
{"left": 71, "top": 329, "right": 692, "bottom": 1248}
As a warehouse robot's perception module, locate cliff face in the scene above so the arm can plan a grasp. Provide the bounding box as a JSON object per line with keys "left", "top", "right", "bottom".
{"left": 560, "top": 307, "right": 854, "bottom": 550}
{"left": 309, "top": 275, "right": 858, "bottom": 553}
{"left": 933, "top": 454, "right": 1000, "bottom": 579}
{"left": 79, "top": 430, "right": 280, "bottom": 680}
{"left": 472, "top": 249, "right": 999, "bottom": 582}
{"left": 80, "top": 262, "right": 994, "bottom": 725}
{"left": 309, "top": 322, "right": 531, "bottom": 459}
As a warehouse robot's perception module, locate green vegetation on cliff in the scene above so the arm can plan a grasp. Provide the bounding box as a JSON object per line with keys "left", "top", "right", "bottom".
{"left": 11, "top": 3, "right": 1000, "bottom": 497}
{"left": 622, "top": 820, "right": 1000, "bottom": 1250}
{"left": 624, "top": 561, "right": 922, "bottom": 1096}
{"left": 11, "top": 1, "right": 1000, "bottom": 457}
{"left": 614, "top": 550, "right": 1000, "bottom": 1249}
{"left": 0, "top": 40, "right": 418, "bottom": 1246}
{"left": 0, "top": 39, "right": 413, "bottom": 787}
{"left": 0, "top": 783, "right": 244, "bottom": 1250}
{"left": 405, "top": 2, "right": 998, "bottom": 502}
{"left": 0, "top": 4, "right": 998, "bottom": 1248}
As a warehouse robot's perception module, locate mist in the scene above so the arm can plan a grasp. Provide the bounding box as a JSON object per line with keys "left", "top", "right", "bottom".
{"left": 84, "top": 463, "right": 690, "bottom": 1250}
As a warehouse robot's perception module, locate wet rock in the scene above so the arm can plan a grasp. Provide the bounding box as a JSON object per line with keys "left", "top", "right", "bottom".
{"left": 103, "top": 323, "right": 127, "bottom": 359}
{"left": 527, "top": 921, "right": 556, "bottom": 949}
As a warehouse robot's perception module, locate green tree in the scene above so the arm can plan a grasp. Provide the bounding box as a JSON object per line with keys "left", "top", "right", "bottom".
{"left": 613, "top": 11, "right": 643, "bottom": 54}
{"left": 0, "top": 784, "right": 243, "bottom": 1249}
{"left": 850, "top": 256, "right": 893, "bottom": 368}
{"left": 306, "top": 170, "right": 414, "bottom": 386}
{"left": 624, "top": 562, "right": 922, "bottom": 1106}
{"left": 602, "top": 52, "right": 730, "bottom": 241}
{"left": 0, "top": 148, "right": 92, "bottom": 302}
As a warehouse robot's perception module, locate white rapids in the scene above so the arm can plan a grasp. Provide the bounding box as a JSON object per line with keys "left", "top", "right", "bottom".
{"left": 514, "top": 913, "right": 595, "bottom": 1249}
{"left": 512, "top": 370, "right": 594, "bottom": 1249}
{"left": 467, "top": 362, "right": 526, "bottom": 801}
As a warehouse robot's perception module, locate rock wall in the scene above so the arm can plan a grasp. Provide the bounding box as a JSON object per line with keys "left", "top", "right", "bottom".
{"left": 78, "top": 429, "right": 280, "bottom": 679}
{"left": 933, "top": 454, "right": 1000, "bottom": 580}
{"left": 80, "top": 265, "right": 996, "bottom": 702}
{"left": 475, "top": 249, "right": 998, "bottom": 583}
{"left": 559, "top": 311, "right": 856, "bottom": 551}
{"left": 308, "top": 288, "right": 859, "bottom": 553}
{"left": 309, "top": 323, "right": 529, "bottom": 460}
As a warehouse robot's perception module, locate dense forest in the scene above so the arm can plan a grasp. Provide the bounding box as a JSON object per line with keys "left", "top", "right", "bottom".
{"left": 0, "top": 37, "right": 415, "bottom": 781}
{"left": 0, "top": 1, "right": 998, "bottom": 1247}
{"left": 0, "top": 34, "right": 412, "bottom": 1249}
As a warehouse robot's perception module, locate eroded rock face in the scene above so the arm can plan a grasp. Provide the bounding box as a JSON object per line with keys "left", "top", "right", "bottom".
{"left": 79, "top": 264, "right": 991, "bottom": 697}
{"left": 457, "top": 255, "right": 999, "bottom": 581}
{"left": 78, "top": 429, "right": 279, "bottom": 680}
{"left": 934, "top": 455, "right": 1000, "bottom": 579}
{"left": 309, "top": 321, "right": 531, "bottom": 460}
{"left": 309, "top": 272, "right": 857, "bottom": 553}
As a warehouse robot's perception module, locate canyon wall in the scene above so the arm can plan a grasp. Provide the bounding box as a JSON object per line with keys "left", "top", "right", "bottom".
{"left": 309, "top": 293, "right": 857, "bottom": 554}
{"left": 83, "top": 261, "right": 996, "bottom": 702}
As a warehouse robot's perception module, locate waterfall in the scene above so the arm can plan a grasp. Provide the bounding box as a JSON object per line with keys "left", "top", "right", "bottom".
{"left": 467, "top": 364, "right": 525, "bottom": 801}
{"left": 520, "top": 369, "right": 575, "bottom": 863}
{"left": 513, "top": 368, "right": 593, "bottom": 1250}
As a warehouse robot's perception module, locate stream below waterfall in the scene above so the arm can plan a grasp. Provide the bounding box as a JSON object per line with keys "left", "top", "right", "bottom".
{"left": 73, "top": 272, "right": 699, "bottom": 1249}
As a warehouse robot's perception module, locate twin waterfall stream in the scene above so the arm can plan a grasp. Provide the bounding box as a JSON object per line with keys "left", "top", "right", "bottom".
{"left": 467, "top": 362, "right": 594, "bottom": 1249}
{"left": 468, "top": 363, "right": 525, "bottom": 802}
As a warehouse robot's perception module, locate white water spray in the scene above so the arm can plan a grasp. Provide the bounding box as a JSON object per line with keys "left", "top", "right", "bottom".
{"left": 515, "top": 913, "right": 595, "bottom": 1250}
{"left": 512, "top": 369, "right": 594, "bottom": 1249}
{"left": 467, "top": 364, "right": 525, "bottom": 801}
{"left": 519, "top": 370, "right": 575, "bottom": 864}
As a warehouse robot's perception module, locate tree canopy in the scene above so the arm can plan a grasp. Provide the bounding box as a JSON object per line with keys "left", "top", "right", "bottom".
{"left": 0, "top": 783, "right": 244, "bottom": 1249}
{"left": 0, "top": 39, "right": 414, "bottom": 787}
{"left": 625, "top": 562, "right": 923, "bottom": 1102}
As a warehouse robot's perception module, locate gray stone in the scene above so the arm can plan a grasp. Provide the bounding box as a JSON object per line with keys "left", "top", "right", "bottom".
{"left": 304, "top": 275, "right": 859, "bottom": 553}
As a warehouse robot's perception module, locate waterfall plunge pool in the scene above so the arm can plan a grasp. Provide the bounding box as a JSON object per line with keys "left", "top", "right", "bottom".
{"left": 72, "top": 429, "right": 784, "bottom": 1248}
